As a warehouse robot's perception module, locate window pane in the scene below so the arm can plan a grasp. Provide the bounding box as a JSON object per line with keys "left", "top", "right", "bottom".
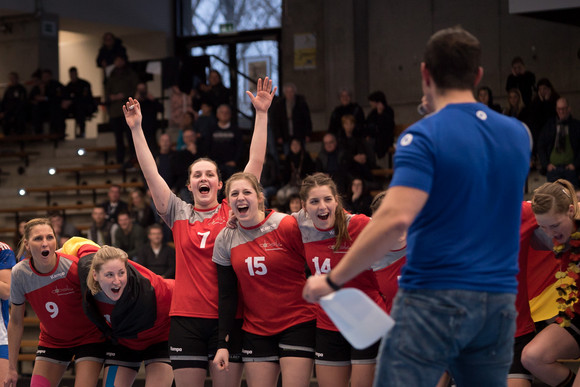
{"left": 186, "top": 0, "right": 282, "bottom": 36}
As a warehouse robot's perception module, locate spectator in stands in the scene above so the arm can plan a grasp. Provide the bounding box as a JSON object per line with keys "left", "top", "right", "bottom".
{"left": 87, "top": 205, "right": 115, "bottom": 246}
{"left": 203, "top": 104, "right": 242, "bottom": 181}
{"left": 344, "top": 177, "right": 373, "bottom": 217}
{"left": 168, "top": 84, "right": 195, "bottom": 130}
{"left": 156, "top": 133, "right": 175, "bottom": 187}
{"left": 29, "top": 69, "right": 69, "bottom": 136}
{"left": 340, "top": 114, "right": 375, "bottom": 184}
{"left": 503, "top": 88, "right": 531, "bottom": 125}
{"left": 366, "top": 90, "right": 395, "bottom": 165}
{"left": 286, "top": 193, "right": 302, "bottom": 214}
{"left": 96, "top": 32, "right": 127, "bottom": 71}
{"left": 12, "top": 220, "right": 28, "bottom": 258}
{"left": 530, "top": 78, "right": 560, "bottom": 160}
{"left": 134, "top": 224, "right": 175, "bottom": 279}
{"left": 193, "top": 100, "right": 216, "bottom": 143}
{"left": 136, "top": 82, "right": 164, "bottom": 154}
{"left": 538, "top": 97, "right": 580, "bottom": 187}
{"left": 0, "top": 72, "right": 27, "bottom": 136}
{"left": 171, "top": 128, "right": 200, "bottom": 203}
{"left": 506, "top": 56, "right": 536, "bottom": 107}
{"left": 260, "top": 152, "right": 281, "bottom": 208}
{"left": 128, "top": 188, "right": 156, "bottom": 229}
{"left": 270, "top": 82, "right": 313, "bottom": 154}
{"left": 105, "top": 54, "right": 139, "bottom": 165}
{"left": 276, "top": 137, "right": 315, "bottom": 206}
{"left": 176, "top": 111, "right": 196, "bottom": 151}
{"left": 65, "top": 67, "right": 96, "bottom": 138}
{"left": 48, "top": 211, "right": 80, "bottom": 246}
{"left": 328, "top": 88, "right": 365, "bottom": 138}
{"left": 476, "top": 86, "right": 502, "bottom": 113}
{"left": 100, "top": 184, "right": 129, "bottom": 224}
{"left": 315, "top": 132, "right": 348, "bottom": 194}
{"left": 113, "top": 210, "right": 147, "bottom": 258}
{"left": 198, "top": 69, "right": 231, "bottom": 112}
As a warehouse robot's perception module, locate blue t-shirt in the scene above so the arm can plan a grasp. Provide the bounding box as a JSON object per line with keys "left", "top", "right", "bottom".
{"left": 0, "top": 243, "right": 16, "bottom": 332}
{"left": 391, "top": 103, "right": 531, "bottom": 293}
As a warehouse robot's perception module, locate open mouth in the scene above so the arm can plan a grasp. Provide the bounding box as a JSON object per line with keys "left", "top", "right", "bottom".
{"left": 111, "top": 287, "right": 121, "bottom": 294}
{"left": 41, "top": 250, "right": 50, "bottom": 257}
{"left": 237, "top": 205, "right": 249, "bottom": 215}
{"left": 199, "top": 185, "right": 210, "bottom": 194}
{"left": 318, "top": 213, "right": 329, "bottom": 221}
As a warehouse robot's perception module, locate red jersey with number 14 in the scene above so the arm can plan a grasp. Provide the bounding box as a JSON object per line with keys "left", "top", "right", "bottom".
{"left": 213, "top": 211, "right": 316, "bottom": 336}
{"left": 293, "top": 211, "right": 387, "bottom": 331}
{"left": 10, "top": 252, "right": 104, "bottom": 348}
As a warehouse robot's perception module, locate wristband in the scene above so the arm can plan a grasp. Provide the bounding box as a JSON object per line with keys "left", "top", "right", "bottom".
{"left": 326, "top": 274, "right": 341, "bottom": 291}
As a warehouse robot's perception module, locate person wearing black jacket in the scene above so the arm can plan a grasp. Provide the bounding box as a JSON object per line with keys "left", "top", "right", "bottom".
{"left": 270, "top": 83, "right": 313, "bottom": 154}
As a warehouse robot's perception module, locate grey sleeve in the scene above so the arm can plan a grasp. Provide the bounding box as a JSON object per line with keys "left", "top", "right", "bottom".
{"left": 212, "top": 229, "right": 232, "bottom": 267}
{"left": 10, "top": 265, "right": 26, "bottom": 305}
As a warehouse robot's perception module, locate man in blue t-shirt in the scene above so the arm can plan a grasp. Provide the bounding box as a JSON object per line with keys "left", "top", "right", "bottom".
{"left": 303, "top": 26, "right": 531, "bottom": 386}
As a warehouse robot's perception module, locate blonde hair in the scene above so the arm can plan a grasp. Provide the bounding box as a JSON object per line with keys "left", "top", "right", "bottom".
{"left": 224, "top": 172, "right": 265, "bottom": 212}
{"left": 17, "top": 218, "right": 56, "bottom": 259}
{"left": 87, "top": 246, "right": 128, "bottom": 295}
{"left": 300, "top": 173, "right": 350, "bottom": 251}
{"left": 531, "top": 179, "right": 579, "bottom": 218}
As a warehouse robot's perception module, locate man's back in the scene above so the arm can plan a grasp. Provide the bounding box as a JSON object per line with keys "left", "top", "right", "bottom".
{"left": 391, "top": 103, "right": 530, "bottom": 292}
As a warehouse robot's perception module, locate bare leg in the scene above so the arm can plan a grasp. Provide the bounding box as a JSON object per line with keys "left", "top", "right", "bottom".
{"left": 174, "top": 367, "right": 208, "bottom": 387}
{"left": 31, "top": 360, "right": 67, "bottom": 387}
{"left": 245, "top": 361, "right": 280, "bottom": 387}
{"left": 210, "top": 360, "right": 244, "bottom": 387}
{"left": 279, "top": 357, "right": 313, "bottom": 387}
{"left": 102, "top": 365, "right": 137, "bottom": 387}
{"left": 315, "top": 364, "right": 350, "bottom": 387}
{"left": 144, "top": 362, "right": 174, "bottom": 387}
{"left": 351, "top": 364, "right": 376, "bottom": 387}
{"left": 521, "top": 323, "right": 580, "bottom": 385}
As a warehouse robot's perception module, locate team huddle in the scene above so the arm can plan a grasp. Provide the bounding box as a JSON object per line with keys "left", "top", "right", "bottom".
{"left": 3, "top": 26, "right": 580, "bottom": 387}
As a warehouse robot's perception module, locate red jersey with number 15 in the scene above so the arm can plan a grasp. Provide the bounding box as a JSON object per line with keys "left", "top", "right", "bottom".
{"left": 213, "top": 211, "right": 316, "bottom": 336}
{"left": 10, "top": 252, "right": 104, "bottom": 348}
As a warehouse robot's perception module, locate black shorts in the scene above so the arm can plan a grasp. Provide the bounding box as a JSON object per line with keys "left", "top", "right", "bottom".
{"left": 169, "top": 316, "right": 243, "bottom": 370}
{"left": 508, "top": 331, "right": 535, "bottom": 380}
{"left": 105, "top": 341, "right": 170, "bottom": 372}
{"left": 242, "top": 320, "right": 316, "bottom": 363}
{"left": 314, "top": 328, "right": 380, "bottom": 366}
{"left": 36, "top": 342, "right": 107, "bottom": 366}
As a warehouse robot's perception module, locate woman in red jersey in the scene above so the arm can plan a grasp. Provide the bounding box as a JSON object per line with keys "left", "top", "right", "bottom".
{"left": 213, "top": 172, "right": 316, "bottom": 387}
{"left": 294, "top": 173, "right": 397, "bottom": 387}
{"left": 123, "top": 78, "right": 276, "bottom": 387}
{"left": 69, "top": 240, "right": 174, "bottom": 387}
{"left": 4, "top": 219, "right": 105, "bottom": 387}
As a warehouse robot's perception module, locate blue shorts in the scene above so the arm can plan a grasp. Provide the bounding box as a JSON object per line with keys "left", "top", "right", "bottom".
{"left": 0, "top": 344, "right": 7, "bottom": 360}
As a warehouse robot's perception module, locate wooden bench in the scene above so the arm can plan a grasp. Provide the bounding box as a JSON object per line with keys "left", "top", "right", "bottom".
{"left": 0, "top": 134, "right": 65, "bottom": 152}
{"left": 0, "top": 151, "right": 40, "bottom": 167}
{"left": 79, "top": 146, "right": 116, "bottom": 165}
{"left": 0, "top": 204, "right": 95, "bottom": 224}
{"left": 52, "top": 164, "right": 138, "bottom": 185}
{"left": 25, "top": 181, "right": 145, "bottom": 206}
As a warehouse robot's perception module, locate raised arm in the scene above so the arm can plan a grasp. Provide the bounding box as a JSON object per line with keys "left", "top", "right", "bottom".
{"left": 4, "top": 303, "right": 25, "bottom": 387}
{"left": 123, "top": 98, "right": 171, "bottom": 214}
{"left": 243, "top": 77, "right": 277, "bottom": 180}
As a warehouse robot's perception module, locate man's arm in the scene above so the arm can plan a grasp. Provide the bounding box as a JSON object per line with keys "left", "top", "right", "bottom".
{"left": 303, "top": 186, "right": 428, "bottom": 302}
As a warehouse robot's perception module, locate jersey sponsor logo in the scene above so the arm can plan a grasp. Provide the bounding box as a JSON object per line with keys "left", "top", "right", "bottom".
{"left": 170, "top": 346, "right": 183, "bottom": 353}
{"left": 260, "top": 241, "right": 283, "bottom": 251}
{"left": 400, "top": 133, "right": 413, "bottom": 146}
{"left": 50, "top": 272, "right": 66, "bottom": 280}
{"left": 51, "top": 286, "right": 75, "bottom": 296}
{"left": 205, "top": 218, "right": 226, "bottom": 226}
{"left": 242, "top": 349, "right": 253, "bottom": 355}
{"left": 259, "top": 224, "right": 276, "bottom": 234}
{"left": 476, "top": 110, "right": 487, "bottom": 120}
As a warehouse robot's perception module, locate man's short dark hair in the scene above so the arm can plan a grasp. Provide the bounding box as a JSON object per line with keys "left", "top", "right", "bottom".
{"left": 423, "top": 26, "right": 481, "bottom": 90}
{"left": 511, "top": 56, "right": 524, "bottom": 66}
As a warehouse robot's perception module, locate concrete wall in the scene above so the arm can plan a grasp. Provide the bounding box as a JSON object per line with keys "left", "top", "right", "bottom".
{"left": 281, "top": 0, "right": 580, "bottom": 128}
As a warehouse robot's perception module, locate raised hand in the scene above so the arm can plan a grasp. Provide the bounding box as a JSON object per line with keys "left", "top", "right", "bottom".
{"left": 122, "top": 97, "right": 142, "bottom": 131}
{"left": 246, "top": 77, "right": 277, "bottom": 113}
